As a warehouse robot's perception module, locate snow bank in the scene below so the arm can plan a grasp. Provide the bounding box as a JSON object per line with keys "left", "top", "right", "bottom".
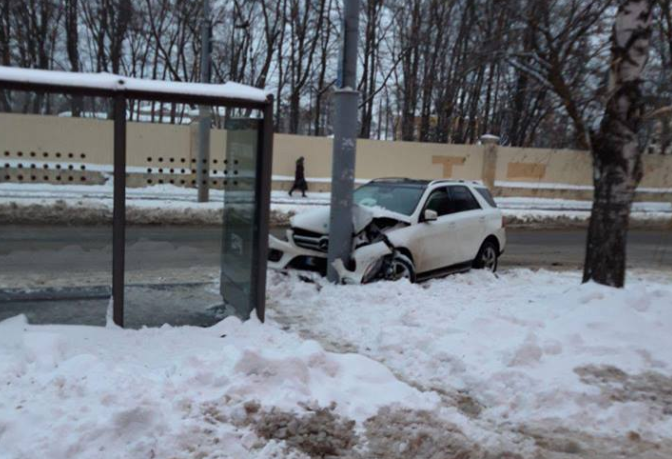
{"left": 267, "top": 269, "right": 672, "bottom": 440}
{"left": 496, "top": 180, "right": 672, "bottom": 194}
{"left": 0, "top": 315, "right": 437, "bottom": 459}
{"left": 2, "top": 182, "right": 670, "bottom": 228}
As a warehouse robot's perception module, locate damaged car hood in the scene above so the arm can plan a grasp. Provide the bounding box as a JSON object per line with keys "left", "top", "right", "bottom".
{"left": 290, "top": 205, "right": 411, "bottom": 235}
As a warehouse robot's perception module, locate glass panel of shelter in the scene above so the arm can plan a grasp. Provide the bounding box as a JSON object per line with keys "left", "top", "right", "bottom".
{"left": 0, "top": 90, "right": 114, "bottom": 326}
{"left": 122, "top": 101, "right": 263, "bottom": 328}
{"left": 0, "top": 87, "right": 266, "bottom": 328}
{"left": 220, "top": 118, "right": 261, "bottom": 320}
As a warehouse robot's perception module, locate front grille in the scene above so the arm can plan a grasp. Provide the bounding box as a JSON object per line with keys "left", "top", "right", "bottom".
{"left": 292, "top": 229, "right": 329, "bottom": 253}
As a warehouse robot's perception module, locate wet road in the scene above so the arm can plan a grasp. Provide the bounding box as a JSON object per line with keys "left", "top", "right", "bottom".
{"left": 1, "top": 225, "right": 670, "bottom": 327}
{"left": 1, "top": 225, "right": 670, "bottom": 274}
{"left": 503, "top": 229, "right": 672, "bottom": 271}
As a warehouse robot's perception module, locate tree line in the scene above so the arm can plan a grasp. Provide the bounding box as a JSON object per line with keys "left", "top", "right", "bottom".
{"left": 0, "top": 0, "right": 670, "bottom": 150}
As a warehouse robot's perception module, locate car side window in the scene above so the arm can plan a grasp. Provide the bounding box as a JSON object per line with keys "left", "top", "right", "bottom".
{"left": 475, "top": 187, "right": 498, "bottom": 208}
{"left": 448, "top": 186, "right": 481, "bottom": 213}
{"left": 423, "top": 188, "right": 453, "bottom": 217}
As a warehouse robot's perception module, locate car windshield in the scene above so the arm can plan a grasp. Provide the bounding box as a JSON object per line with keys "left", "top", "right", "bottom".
{"left": 354, "top": 183, "right": 426, "bottom": 216}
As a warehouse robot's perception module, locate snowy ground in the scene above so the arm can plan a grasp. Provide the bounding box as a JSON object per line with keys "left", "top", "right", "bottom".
{"left": 0, "top": 313, "right": 437, "bottom": 459}
{"left": 1, "top": 269, "right": 671, "bottom": 458}
{"left": 267, "top": 269, "right": 672, "bottom": 457}
{"left": 1, "top": 182, "right": 671, "bottom": 228}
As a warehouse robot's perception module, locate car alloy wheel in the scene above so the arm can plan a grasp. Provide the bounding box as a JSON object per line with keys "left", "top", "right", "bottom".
{"left": 476, "top": 242, "right": 498, "bottom": 272}
{"left": 384, "top": 254, "right": 416, "bottom": 282}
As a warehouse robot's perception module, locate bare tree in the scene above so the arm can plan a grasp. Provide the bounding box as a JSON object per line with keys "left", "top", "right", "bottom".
{"left": 0, "top": 0, "right": 11, "bottom": 111}
{"left": 583, "top": 0, "right": 655, "bottom": 287}
{"left": 0, "top": 0, "right": 666, "bottom": 150}
{"left": 64, "top": 0, "right": 81, "bottom": 116}
{"left": 510, "top": 0, "right": 614, "bottom": 150}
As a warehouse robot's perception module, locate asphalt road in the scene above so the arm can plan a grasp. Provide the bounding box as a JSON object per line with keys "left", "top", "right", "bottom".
{"left": 1, "top": 225, "right": 670, "bottom": 327}
{"left": 1, "top": 225, "right": 671, "bottom": 274}
{"left": 503, "top": 229, "right": 672, "bottom": 271}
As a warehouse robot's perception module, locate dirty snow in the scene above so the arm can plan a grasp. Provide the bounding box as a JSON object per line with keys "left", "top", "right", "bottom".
{"left": 0, "top": 314, "right": 436, "bottom": 459}
{"left": 1, "top": 270, "right": 671, "bottom": 458}
{"left": 267, "top": 269, "right": 672, "bottom": 443}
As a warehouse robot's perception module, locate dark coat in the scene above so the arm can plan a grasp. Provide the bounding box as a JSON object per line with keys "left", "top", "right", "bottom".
{"left": 295, "top": 162, "right": 305, "bottom": 182}
{"left": 292, "top": 160, "right": 307, "bottom": 191}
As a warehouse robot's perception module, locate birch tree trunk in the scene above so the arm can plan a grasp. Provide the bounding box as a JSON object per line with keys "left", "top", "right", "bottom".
{"left": 583, "top": 0, "right": 654, "bottom": 287}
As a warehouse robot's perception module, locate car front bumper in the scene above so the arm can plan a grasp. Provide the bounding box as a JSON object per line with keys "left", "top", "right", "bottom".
{"left": 268, "top": 231, "right": 393, "bottom": 284}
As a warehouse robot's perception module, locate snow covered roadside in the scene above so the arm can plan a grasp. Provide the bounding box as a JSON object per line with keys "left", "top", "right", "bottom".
{"left": 1, "top": 270, "right": 671, "bottom": 458}
{"left": 267, "top": 269, "right": 672, "bottom": 450}
{"left": 0, "top": 314, "right": 437, "bottom": 459}
{"left": 0, "top": 183, "right": 325, "bottom": 226}
{"left": 1, "top": 182, "right": 670, "bottom": 228}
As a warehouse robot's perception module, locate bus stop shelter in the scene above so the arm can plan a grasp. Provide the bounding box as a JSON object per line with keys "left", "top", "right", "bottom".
{"left": 0, "top": 66, "right": 273, "bottom": 327}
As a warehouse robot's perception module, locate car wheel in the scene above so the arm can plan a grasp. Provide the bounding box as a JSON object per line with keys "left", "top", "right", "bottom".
{"left": 383, "top": 253, "right": 416, "bottom": 282}
{"left": 474, "top": 240, "right": 498, "bottom": 272}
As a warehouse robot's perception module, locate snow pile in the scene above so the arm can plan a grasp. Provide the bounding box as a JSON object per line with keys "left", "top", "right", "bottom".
{"left": 2, "top": 182, "right": 670, "bottom": 228}
{"left": 0, "top": 315, "right": 437, "bottom": 459}
{"left": 0, "top": 182, "right": 325, "bottom": 226}
{"left": 267, "top": 269, "right": 672, "bottom": 440}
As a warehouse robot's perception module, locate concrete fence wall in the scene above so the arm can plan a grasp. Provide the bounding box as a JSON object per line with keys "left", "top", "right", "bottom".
{"left": 2, "top": 112, "right": 672, "bottom": 201}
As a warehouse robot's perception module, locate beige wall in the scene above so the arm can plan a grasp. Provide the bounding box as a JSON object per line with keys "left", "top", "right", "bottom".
{"left": 272, "top": 134, "right": 486, "bottom": 194}
{"left": 2, "top": 112, "right": 672, "bottom": 199}
{"left": 496, "top": 147, "right": 593, "bottom": 186}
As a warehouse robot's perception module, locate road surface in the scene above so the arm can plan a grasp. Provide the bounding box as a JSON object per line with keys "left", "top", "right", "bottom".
{"left": 1, "top": 225, "right": 670, "bottom": 327}
{"left": 1, "top": 225, "right": 670, "bottom": 275}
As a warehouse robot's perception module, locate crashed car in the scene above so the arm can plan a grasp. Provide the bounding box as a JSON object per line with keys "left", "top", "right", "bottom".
{"left": 268, "top": 178, "right": 506, "bottom": 283}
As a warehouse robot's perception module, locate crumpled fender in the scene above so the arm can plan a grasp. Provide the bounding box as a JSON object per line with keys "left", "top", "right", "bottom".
{"left": 290, "top": 204, "right": 411, "bottom": 236}
{"left": 331, "top": 240, "right": 393, "bottom": 284}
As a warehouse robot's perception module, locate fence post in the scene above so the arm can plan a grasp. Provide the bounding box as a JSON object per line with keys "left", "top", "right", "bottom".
{"left": 481, "top": 134, "right": 500, "bottom": 191}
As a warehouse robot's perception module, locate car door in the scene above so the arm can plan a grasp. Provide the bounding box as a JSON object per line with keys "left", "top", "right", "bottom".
{"left": 411, "top": 187, "right": 461, "bottom": 273}
{"left": 446, "top": 185, "right": 484, "bottom": 263}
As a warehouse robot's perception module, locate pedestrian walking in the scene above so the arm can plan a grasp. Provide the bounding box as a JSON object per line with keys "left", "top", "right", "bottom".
{"left": 289, "top": 156, "right": 308, "bottom": 197}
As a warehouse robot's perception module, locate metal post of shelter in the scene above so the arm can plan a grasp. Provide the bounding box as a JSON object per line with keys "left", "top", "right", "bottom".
{"left": 112, "top": 94, "right": 127, "bottom": 327}
{"left": 251, "top": 96, "right": 275, "bottom": 322}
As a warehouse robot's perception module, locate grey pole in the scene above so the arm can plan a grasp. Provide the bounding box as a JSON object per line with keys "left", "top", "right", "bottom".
{"left": 112, "top": 94, "right": 127, "bottom": 327}
{"left": 327, "top": 0, "right": 360, "bottom": 283}
{"left": 197, "top": 0, "right": 211, "bottom": 202}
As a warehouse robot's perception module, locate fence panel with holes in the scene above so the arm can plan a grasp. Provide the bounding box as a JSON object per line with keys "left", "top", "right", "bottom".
{"left": 4, "top": 111, "right": 672, "bottom": 202}
{"left": 0, "top": 112, "right": 241, "bottom": 191}
{"left": 1, "top": 113, "right": 108, "bottom": 186}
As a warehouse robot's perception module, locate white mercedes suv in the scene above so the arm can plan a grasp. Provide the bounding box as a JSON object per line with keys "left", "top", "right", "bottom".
{"left": 268, "top": 179, "right": 506, "bottom": 283}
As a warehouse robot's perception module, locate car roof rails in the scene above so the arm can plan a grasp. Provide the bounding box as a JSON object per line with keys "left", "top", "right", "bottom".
{"left": 369, "top": 177, "right": 430, "bottom": 184}
{"left": 429, "top": 179, "right": 485, "bottom": 186}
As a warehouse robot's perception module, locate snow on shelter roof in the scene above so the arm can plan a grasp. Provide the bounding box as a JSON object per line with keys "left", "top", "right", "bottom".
{"left": 0, "top": 66, "right": 269, "bottom": 104}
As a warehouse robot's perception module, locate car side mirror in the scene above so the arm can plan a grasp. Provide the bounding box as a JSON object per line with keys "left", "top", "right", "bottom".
{"left": 423, "top": 209, "right": 438, "bottom": 222}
